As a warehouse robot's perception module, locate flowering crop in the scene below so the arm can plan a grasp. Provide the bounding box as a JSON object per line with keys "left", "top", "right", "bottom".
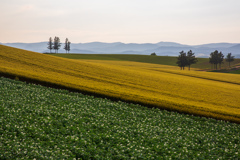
{"left": 0, "top": 77, "right": 239, "bottom": 159}
{"left": 0, "top": 45, "right": 240, "bottom": 123}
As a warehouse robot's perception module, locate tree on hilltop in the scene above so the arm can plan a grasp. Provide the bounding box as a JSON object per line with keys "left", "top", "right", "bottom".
{"left": 209, "top": 50, "right": 224, "bottom": 70}
{"left": 176, "top": 50, "right": 198, "bottom": 70}
{"left": 151, "top": 52, "right": 156, "bottom": 56}
{"left": 218, "top": 51, "right": 224, "bottom": 69}
{"left": 225, "top": 53, "right": 234, "bottom": 68}
{"left": 186, "top": 50, "right": 198, "bottom": 70}
{"left": 53, "top": 36, "right": 61, "bottom": 53}
{"left": 176, "top": 51, "right": 187, "bottom": 70}
{"left": 209, "top": 50, "right": 218, "bottom": 69}
{"left": 64, "top": 38, "right": 71, "bottom": 54}
{"left": 47, "top": 37, "right": 53, "bottom": 53}
{"left": 67, "top": 41, "right": 71, "bottom": 53}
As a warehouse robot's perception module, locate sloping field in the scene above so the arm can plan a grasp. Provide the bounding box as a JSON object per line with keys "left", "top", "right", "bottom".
{"left": 1, "top": 45, "right": 240, "bottom": 123}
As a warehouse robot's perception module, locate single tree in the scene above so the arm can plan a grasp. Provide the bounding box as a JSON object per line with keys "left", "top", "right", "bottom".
{"left": 176, "top": 51, "right": 187, "bottom": 70}
{"left": 225, "top": 53, "right": 234, "bottom": 67}
{"left": 64, "top": 38, "right": 69, "bottom": 53}
{"left": 53, "top": 36, "right": 61, "bottom": 53}
{"left": 63, "top": 38, "right": 71, "bottom": 53}
{"left": 47, "top": 37, "right": 53, "bottom": 53}
{"left": 218, "top": 51, "right": 224, "bottom": 69}
{"left": 209, "top": 50, "right": 219, "bottom": 69}
{"left": 186, "top": 50, "right": 198, "bottom": 70}
{"left": 151, "top": 52, "right": 156, "bottom": 56}
{"left": 67, "top": 41, "right": 71, "bottom": 53}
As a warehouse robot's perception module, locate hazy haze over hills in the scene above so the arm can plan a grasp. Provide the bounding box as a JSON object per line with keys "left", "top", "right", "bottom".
{"left": 1, "top": 42, "right": 240, "bottom": 58}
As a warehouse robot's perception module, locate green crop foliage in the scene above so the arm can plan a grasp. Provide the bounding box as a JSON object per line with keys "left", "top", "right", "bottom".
{"left": 0, "top": 77, "right": 239, "bottom": 159}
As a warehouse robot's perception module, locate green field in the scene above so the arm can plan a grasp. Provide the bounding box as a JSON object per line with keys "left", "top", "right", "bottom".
{"left": 50, "top": 54, "right": 240, "bottom": 70}
{"left": 1, "top": 77, "right": 239, "bottom": 159}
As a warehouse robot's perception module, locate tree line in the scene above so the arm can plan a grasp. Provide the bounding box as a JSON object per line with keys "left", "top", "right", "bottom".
{"left": 176, "top": 50, "right": 235, "bottom": 70}
{"left": 47, "top": 37, "right": 71, "bottom": 53}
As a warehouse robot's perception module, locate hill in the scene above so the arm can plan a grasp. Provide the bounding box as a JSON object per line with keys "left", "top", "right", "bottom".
{"left": 0, "top": 44, "right": 240, "bottom": 123}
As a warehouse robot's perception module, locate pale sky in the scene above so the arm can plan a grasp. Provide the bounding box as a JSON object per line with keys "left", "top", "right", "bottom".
{"left": 1, "top": 0, "right": 240, "bottom": 45}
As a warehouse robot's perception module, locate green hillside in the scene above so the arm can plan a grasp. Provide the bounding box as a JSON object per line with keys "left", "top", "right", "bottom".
{"left": 50, "top": 54, "right": 240, "bottom": 70}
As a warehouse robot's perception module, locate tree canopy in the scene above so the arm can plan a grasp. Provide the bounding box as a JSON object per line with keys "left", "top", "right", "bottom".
{"left": 225, "top": 53, "right": 234, "bottom": 67}
{"left": 53, "top": 36, "right": 61, "bottom": 53}
{"left": 186, "top": 50, "right": 198, "bottom": 70}
{"left": 64, "top": 38, "right": 71, "bottom": 54}
{"left": 176, "top": 50, "right": 197, "bottom": 70}
{"left": 47, "top": 37, "right": 53, "bottom": 53}
{"left": 209, "top": 50, "right": 224, "bottom": 70}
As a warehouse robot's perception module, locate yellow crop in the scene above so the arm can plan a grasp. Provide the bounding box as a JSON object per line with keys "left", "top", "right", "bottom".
{"left": 1, "top": 45, "right": 240, "bottom": 123}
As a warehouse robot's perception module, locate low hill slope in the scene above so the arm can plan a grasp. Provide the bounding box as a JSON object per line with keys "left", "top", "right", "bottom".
{"left": 1, "top": 45, "right": 240, "bottom": 123}
{"left": 50, "top": 54, "right": 240, "bottom": 70}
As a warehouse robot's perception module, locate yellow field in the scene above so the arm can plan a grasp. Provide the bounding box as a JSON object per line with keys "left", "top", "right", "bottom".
{"left": 1, "top": 45, "right": 240, "bottom": 123}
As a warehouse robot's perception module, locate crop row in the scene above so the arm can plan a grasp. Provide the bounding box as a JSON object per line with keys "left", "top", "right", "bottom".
{"left": 0, "top": 45, "right": 240, "bottom": 123}
{"left": 0, "top": 77, "right": 239, "bottom": 159}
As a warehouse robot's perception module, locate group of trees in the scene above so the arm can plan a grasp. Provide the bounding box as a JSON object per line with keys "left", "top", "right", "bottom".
{"left": 176, "top": 50, "right": 198, "bottom": 70}
{"left": 176, "top": 50, "right": 235, "bottom": 70}
{"left": 209, "top": 50, "right": 224, "bottom": 69}
{"left": 209, "top": 50, "right": 235, "bottom": 69}
{"left": 47, "top": 37, "right": 71, "bottom": 53}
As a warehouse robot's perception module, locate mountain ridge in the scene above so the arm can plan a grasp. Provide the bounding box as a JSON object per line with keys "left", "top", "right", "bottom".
{"left": 1, "top": 41, "right": 239, "bottom": 58}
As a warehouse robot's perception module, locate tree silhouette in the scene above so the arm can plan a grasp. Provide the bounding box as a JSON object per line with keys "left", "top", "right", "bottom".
{"left": 53, "top": 36, "right": 61, "bottom": 53}
{"left": 176, "top": 51, "right": 187, "bottom": 70}
{"left": 47, "top": 37, "right": 53, "bottom": 53}
{"left": 186, "top": 50, "right": 198, "bottom": 70}
{"left": 225, "top": 53, "right": 234, "bottom": 68}
{"left": 218, "top": 52, "right": 224, "bottom": 69}
{"left": 209, "top": 50, "right": 224, "bottom": 70}
{"left": 67, "top": 41, "right": 71, "bottom": 53}
{"left": 64, "top": 38, "right": 71, "bottom": 53}
{"left": 64, "top": 38, "right": 68, "bottom": 53}
{"left": 209, "top": 51, "right": 218, "bottom": 69}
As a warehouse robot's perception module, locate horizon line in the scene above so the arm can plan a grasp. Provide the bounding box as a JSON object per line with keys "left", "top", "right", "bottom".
{"left": 1, "top": 41, "right": 240, "bottom": 46}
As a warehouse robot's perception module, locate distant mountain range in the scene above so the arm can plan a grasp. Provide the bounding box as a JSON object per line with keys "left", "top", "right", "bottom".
{"left": 1, "top": 41, "right": 240, "bottom": 58}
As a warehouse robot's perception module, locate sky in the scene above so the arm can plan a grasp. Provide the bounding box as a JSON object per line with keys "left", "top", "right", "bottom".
{"left": 0, "top": 0, "right": 240, "bottom": 45}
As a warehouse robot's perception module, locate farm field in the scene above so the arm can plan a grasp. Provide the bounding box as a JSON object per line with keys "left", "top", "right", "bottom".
{"left": 0, "top": 77, "right": 239, "bottom": 159}
{"left": 1, "top": 45, "right": 240, "bottom": 123}
{"left": 50, "top": 53, "right": 240, "bottom": 70}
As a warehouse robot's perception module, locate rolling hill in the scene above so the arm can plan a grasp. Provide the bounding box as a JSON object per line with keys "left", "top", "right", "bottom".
{"left": 0, "top": 44, "right": 240, "bottom": 123}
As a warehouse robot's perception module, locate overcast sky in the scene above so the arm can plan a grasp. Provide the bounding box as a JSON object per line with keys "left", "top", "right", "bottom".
{"left": 1, "top": 0, "right": 240, "bottom": 45}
